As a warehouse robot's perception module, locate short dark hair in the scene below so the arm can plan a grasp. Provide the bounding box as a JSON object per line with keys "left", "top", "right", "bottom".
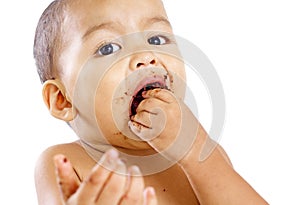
{"left": 33, "top": 0, "right": 67, "bottom": 83}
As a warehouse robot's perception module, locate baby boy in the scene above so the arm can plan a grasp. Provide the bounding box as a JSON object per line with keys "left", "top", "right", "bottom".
{"left": 34, "top": 0, "right": 268, "bottom": 204}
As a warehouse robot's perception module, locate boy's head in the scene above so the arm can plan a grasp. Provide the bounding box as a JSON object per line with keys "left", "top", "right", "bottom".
{"left": 34, "top": 0, "right": 170, "bottom": 83}
{"left": 34, "top": 0, "right": 186, "bottom": 151}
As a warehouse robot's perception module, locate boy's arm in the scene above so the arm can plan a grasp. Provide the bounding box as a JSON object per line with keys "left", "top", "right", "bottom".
{"left": 129, "top": 89, "right": 269, "bottom": 205}
{"left": 179, "top": 127, "right": 269, "bottom": 205}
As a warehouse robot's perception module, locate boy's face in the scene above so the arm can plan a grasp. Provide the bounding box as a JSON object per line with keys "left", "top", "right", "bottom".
{"left": 58, "top": 0, "right": 186, "bottom": 150}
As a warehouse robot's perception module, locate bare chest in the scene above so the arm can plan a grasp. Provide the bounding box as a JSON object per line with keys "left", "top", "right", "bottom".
{"left": 76, "top": 151, "right": 199, "bottom": 205}
{"left": 144, "top": 166, "right": 199, "bottom": 205}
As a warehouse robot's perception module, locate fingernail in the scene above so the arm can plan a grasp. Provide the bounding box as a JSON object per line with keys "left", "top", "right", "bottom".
{"left": 148, "top": 187, "right": 155, "bottom": 196}
{"left": 129, "top": 165, "right": 141, "bottom": 176}
{"left": 142, "top": 91, "right": 148, "bottom": 96}
{"left": 100, "top": 149, "right": 119, "bottom": 170}
{"left": 106, "top": 149, "right": 119, "bottom": 161}
{"left": 53, "top": 155, "right": 68, "bottom": 167}
{"left": 115, "top": 159, "right": 126, "bottom": 175}
{"left": 128, "top": 121, "right": 140, "bottom": 132}
{"left": 144, "top": 187, "right": 156, "bottom": 199}
{"left": 128, "top": 120, "right": 133, "bottom": 128}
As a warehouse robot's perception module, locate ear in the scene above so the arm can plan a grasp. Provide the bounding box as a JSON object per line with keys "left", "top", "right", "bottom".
{"left": 42, "top": 80, "right": 76, "bottom": 122}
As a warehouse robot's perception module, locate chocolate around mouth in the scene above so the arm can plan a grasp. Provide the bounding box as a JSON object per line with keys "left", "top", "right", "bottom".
{"left": 130, "top": 82, "right": 168, "bottom": 117}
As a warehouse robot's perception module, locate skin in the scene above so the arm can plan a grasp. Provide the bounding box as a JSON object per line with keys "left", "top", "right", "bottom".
{"left": 61, "top": 0, "right": 186, "bottom": 151}
{"left": 36, "top": 0, "right": 269, "bottom": 204}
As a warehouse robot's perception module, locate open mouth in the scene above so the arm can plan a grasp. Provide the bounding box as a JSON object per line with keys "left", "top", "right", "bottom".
{"left": 130, "top": 78, "right": 168, "bottom": 117}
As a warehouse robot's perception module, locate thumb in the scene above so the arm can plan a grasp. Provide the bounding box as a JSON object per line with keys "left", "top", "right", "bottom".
{"left": 53, "top": 154, "right": 81, "bottom": 201}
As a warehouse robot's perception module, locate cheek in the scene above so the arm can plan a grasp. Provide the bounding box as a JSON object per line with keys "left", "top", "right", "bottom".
{"left": 173, "top": 61, "right": 186, "bottom": 81}
{"left": 160, "top": 54, "right": 186, "bottom": 80}
{"left": 94, "top": 86, "right": 118, "bottom": 138}
{"left": 159, "top": 55, "right": 186, "bottom": 98}
{"left": 94, "top": 69, "right": 125, "bottom": 135}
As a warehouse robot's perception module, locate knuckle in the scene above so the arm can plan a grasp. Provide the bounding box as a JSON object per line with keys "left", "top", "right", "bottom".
{"left": 87, "top": 171, "right": 104, "bottom": 185}
{"left": 144, "top": 98, "right": 155, "bottom": 105}
{"left": 139, "top": 111, "right": 149, "bottom": 119}
{"left": 108, "top": 180, "right": 124, "bottom": 193}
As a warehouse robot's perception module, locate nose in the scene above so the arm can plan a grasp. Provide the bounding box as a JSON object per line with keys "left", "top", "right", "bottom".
{"left": 129, "top": 52, "right": 159, "bottom": 71}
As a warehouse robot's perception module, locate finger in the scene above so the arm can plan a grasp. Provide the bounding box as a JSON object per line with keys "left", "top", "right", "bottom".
{"left": 119, "top": 166, "right": 144, "bottom": 205}
{"left": 142, "top": 88, "right": 175, "bottom": 103}
{"left": 131, "top": 110, "right": 153, "bottom": 128}
{"left": 136, "top": 98, "right": 163, "bottom": 114}
{"left": 131, "top": 110, "right": 165, "bottom": 140}
{"left": 128, "top": 121, "right": 149, "bottom": 135}
{"left": 143, "top": 187, "right": 157, "bottom": 205}
{"left": 128, "top": 120, "right": 163, "bottom": 141}
{"left": 96, "top": 159, "right": 127, "bottom": 205}
{"left": 128, "top": 120, "right": 152, "bottom": 140}
{"left": 75, "top": 149, "right": 119, "bottom": 203}
{"left": 53, "top": 155, "right": 80, "bottom": 201}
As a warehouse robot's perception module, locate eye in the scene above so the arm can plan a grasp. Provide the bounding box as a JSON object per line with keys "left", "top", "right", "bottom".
{"left": 96, "top": 43, "right": 121, "bottom": 56}
{"left": 148, "top": 35, "right": 168, "bottom": 45}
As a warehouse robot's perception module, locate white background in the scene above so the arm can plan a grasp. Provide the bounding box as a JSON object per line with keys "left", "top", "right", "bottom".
{"left": 0, "top": 0, "right": 299, "bottom": 204}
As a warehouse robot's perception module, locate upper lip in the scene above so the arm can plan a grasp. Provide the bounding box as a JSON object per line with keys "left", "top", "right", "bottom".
{"left": 132, "top": 75, "right": 168, "bottom": 97}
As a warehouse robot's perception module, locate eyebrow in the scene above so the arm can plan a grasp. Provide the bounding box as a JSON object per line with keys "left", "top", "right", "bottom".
{"left": 82, "top": 22, "right": 121, "bottom": 40}
{"left": 82, "top": 16, "right": 172, "bottom": 40}
{"left": 143, "top": 16, "right": 172, "bottom": 28}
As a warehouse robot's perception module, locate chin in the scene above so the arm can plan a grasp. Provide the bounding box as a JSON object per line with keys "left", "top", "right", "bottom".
{"left": 107, "top": 132, "right": 152, "bottom": 150}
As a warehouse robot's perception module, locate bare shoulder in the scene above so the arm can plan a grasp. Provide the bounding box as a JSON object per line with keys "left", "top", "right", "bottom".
{"left": 37, "top": 141, "right": 84, "bottom": 157}
{"left": 34, "top": 141, "right": 94, "bottom": 205}
{"left": 35, "top": 141, "right": 95, "bottom": 179}
{"left": 41, "top": 141, "right": 94, "bottom": 167}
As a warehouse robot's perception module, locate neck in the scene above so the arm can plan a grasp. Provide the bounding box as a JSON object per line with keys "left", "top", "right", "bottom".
{"left": 115, "top": 146, "right": 157, "bottom": 156}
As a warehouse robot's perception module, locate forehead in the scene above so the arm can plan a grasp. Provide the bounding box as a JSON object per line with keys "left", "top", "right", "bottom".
{"left": 65, "top": 0, "right": 168, "bottom": 34}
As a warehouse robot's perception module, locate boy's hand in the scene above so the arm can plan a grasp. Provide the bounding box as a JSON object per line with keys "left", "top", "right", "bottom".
{"left": 129, "top": 89, "right": 181, "bottom": 148}
{"left": 54, "top": 149, "right": 157, "bottom": 205}
{"left": 129, "top": 88, "right": 199, "bottom": 161}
